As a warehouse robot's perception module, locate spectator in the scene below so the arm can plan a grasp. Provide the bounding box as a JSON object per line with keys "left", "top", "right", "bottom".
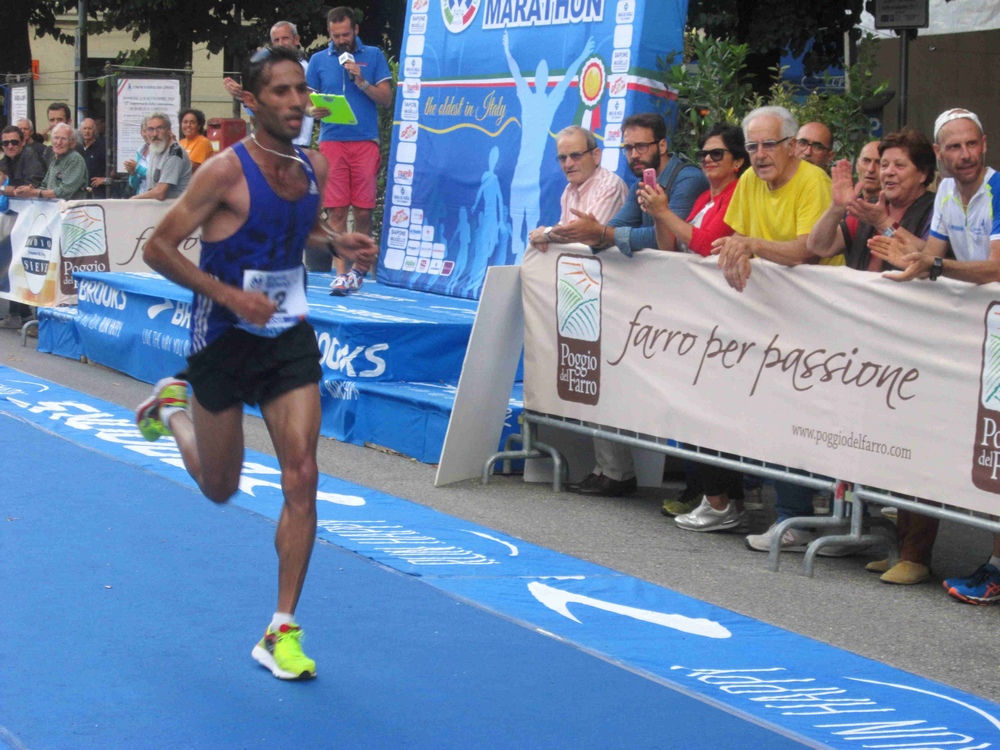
{"left": 16, "top": 119, "right": 46, "bottom": 160}
{"left": 43, "top": 103, "right": 83, "bottom": 165}
{"left": 549, "top": 112, "right": 709, "bottom": 258}
{"left": 0, "top": 125, "right": 45, "bottom": 197}
{"left": 795, "top": 121, "right": 835, "bottom": 170}
{"left": 0, "top": 125, "right": 47, "bottom": 329}
{"left": 124, "top": 118, "right": 151, "bottom": 197}
{"left": 132, "top": 113, "right": 192, "bottom": 201}
{"left": 636, "top": 123, "right": 751, "bottom": 524}
{"left": 80, "top": 118, "right": 107, "bottom": 198}
{"left": 871, "top": 108, "right": 1000, "bottom": 602}
{"left": 547, "top": 112, "right": 708, "bottom": 498}
{"left": 178, "top": 109, "right": 214, "bottom": 172}
{"left": 856, "top": 140, "right": 882, "bottom": 203}
{"left": 711, "top": 106, "right": 832, "bottom": 547}
{"left": 224, "top": 21, "right": 315, "bottom": 149}
{"left": 638, "top": 122, "right": 749, "bottom": 255}
{"left": 14, "top": 123, "right": 87, "bottom": 201}
{"left": 306, "top": 6, "right": 392, "bottom": 291}
{"left": 809, "top": 128, "right": 935, "bottom": 272}
{"left": 527, "top": 125, "right": 627, "bottom": 252}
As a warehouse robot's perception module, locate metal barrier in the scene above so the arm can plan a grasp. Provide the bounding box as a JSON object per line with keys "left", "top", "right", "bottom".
{"left": 485, "top": 410, "right": 1000, "bottom": 576}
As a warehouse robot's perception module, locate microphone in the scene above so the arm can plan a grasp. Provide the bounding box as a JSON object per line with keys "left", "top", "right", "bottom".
{"left": 338, "top": 52, "right": 355, "bottom": 66}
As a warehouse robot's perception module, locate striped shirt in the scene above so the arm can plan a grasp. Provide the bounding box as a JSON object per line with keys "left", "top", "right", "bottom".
{"left": 559, "top": 166, "right": 628, "bottom": 225}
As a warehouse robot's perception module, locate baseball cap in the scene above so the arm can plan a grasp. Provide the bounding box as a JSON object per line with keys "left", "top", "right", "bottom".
{"left": 933, "top": 108, "right": 983, "bottom": 140}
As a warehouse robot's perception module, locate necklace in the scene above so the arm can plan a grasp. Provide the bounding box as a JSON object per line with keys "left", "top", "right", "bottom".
{"left": 250, "top": 133, "right": 306, "bottom": 166}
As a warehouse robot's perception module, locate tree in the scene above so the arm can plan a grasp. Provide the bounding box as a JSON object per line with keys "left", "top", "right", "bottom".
{"left": 688, "top": 0, "right": 865, "bottom": 93}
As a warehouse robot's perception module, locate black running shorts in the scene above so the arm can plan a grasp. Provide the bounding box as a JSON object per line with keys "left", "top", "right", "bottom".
{"left": 184, "top": 321, "right": 323, "bottom": 413}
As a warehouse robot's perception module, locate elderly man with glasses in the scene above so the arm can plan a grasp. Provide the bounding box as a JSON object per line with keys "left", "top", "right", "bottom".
{"left": 527, "top": 125, "right": 627, "bottom": 253}
{"left": 547, "top": 113, "right": 708, "bottom": 498}
{"left": 131, "top": 113, "right": 192, "bottom": 201}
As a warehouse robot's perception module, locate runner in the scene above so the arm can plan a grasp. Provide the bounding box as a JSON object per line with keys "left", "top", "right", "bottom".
{"left": 133, "top": 45, "right": 376, "bottom": 680}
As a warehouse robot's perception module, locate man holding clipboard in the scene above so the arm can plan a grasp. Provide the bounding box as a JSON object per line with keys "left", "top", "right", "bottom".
{"left": 306, "top": 6, "right": 393, "bottom": 293}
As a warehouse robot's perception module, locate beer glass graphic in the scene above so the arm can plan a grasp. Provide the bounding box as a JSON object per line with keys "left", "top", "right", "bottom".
{"left": 22, "top": 213, "right": 53, "bottom": 296}
{"left": 556, "top": 254, "right": 602, "bottom": 405}
{"left": 973, "top": 301, "right": 1000, "bottom": 492}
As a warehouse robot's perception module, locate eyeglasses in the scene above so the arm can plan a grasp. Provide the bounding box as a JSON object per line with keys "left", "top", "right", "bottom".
{"left": 556, "top": 148, "right": 595, "bottom": 164}
{"left": 622, "top": 141, "right": 659, "bottom": 155}
{"left": 745, "top": 137, "right": 791, "bottom": 153}
{"left": 695, "top": 148, "right": 730, "bottom": 163}
{"left": 1, "top": 140, "right": 19, "bottom": 147}
{"left": 795, "top": 138, "right": 830, "bottom": 152}
{"left": 145, "top": 124, "right": 169, "bottom": 134}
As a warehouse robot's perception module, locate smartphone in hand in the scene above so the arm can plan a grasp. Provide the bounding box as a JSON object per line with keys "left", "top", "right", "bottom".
{"left": 642, "top": 168, "right": 657, "bottom": 189}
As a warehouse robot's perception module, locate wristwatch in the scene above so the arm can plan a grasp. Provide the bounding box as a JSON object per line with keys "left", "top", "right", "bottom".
{"left": 880, "top": 221, "right": 901, "bottom": 238}
{"left": 929, "top": 256, "right": 944, "bottom": 281}
{"left": 359, "top": 79, "right": 370, "bottom": 91}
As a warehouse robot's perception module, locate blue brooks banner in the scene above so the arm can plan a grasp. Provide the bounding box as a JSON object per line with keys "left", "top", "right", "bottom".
{"left": 377, "top": 0, "right": 688, "bottom": 300}
{"left": 1, "top": 364, "right": 998, "bottom": 748}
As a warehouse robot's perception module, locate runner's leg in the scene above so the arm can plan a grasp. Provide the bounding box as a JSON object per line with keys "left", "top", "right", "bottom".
{"left": 169, "top": 397, "right": 245, "bottom": 504}
{"left": 259, "top": 382, "right": 322, "bottom": 615}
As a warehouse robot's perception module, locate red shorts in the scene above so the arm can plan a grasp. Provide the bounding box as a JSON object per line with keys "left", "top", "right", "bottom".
{"left": 319, "top": 140, "right": 381, "bottom": 209}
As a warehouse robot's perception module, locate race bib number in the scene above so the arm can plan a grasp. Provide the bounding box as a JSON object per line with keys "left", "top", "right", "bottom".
{"left": 237, "top": 265, "right": 308, "bottom": 337}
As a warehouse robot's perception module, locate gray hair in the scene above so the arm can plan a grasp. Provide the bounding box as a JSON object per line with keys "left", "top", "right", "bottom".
{"left": 50, "top": 122, "right": 75, "bottom": 142}
{"left": 556, "top": 125, "right": 598, "bottom": 151}
{"left": 17, "top": 118, "right": 33, "bottom": 130}
{"left": 271, "top": 20, "right": 298, "bottom": 37}
{"left": 148, "top": 111, "right": 172, "bottom": 131}
{"left": 742, "top": 106, "right": 799, "bottom": 140}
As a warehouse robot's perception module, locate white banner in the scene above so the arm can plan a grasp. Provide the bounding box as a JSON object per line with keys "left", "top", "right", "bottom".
{"left": 522, "top": 246, "right": 1000, "bottom": 517}
{"left": 0, "top": 198, "right": 200, "bottom": 306}
{"left": 10, "top": 85, "right": 29, "bottom": 124}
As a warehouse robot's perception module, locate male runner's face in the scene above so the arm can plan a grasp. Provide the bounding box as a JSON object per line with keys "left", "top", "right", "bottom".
{"left": 255, "top": 60, "right": 311, "bottom": 142}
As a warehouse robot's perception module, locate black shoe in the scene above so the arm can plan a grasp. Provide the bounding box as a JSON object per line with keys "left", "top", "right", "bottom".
{"left": 573, "top": 474, "right": 638, "bottom": 497}
{"left": 565, "top": 473, "right": 603, "bottom": 493}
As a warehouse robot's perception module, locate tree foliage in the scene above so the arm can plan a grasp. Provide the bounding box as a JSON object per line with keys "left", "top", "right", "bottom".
{"left": 688, "top": 0, "right": 865, "bottom": 89}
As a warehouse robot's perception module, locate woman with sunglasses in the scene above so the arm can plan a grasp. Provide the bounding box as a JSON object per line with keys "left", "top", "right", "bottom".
{"left": 634, "top": 123, "right": 752, "bottom": 529}
{"left": 637, "top": 123, "right": 749, "bottom": 255}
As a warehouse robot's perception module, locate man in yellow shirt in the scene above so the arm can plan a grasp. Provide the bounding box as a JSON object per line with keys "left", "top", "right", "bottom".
{"left": 713, "top": 105, "right": 833, "bottom": 292}
{"left": 675, "top": 106, "right": 833, "bottom": 547}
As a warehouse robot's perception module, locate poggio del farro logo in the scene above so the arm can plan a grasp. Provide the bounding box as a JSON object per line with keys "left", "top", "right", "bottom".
{"left": 973, "top": 301, "right": 1000, "bottom": 492}
{"left": 60, "top": 205, "right": 110, "bottom": 295}
{"left": 556, "top": 254, "right": 602, "bottom": 405}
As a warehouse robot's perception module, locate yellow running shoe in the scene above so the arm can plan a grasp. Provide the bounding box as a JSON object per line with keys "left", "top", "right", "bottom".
{"left": 251, "top": 624, "right": 316, "bottom": 680}
{"left": 134, "top": 377, "right": 189, "bottom": 442}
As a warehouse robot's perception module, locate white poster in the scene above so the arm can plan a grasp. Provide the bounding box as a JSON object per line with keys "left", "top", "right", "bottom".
{"left": 522, "top": 246, "right": 1000, "bottom": 517}
{"left": 10, "top": 85, "right": 29, "bottom": 124}
{"left": 115, "top": 78, "right": 182, "bottom": 172}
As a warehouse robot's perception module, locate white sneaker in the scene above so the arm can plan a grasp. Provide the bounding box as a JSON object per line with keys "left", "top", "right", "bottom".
{"left": 745, "top": 523, "right": 816, "bottom": 552}
{"left": 674, "top": 498, "right": 748, "bottom": 533}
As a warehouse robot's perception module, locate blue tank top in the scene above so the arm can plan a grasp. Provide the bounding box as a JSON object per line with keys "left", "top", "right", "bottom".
{"left": 191, "top": 140, "right": 320, "bottom": 352}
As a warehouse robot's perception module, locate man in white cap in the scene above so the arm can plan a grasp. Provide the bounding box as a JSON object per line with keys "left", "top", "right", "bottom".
{"left": 871, "top": 108, "right": 1000, "bottom": 605}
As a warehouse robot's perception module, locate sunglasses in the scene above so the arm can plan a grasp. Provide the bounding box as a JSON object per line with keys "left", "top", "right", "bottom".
{"left": 556, "top": 148, "right": 595, "bottom": 164}
{"left": 1, "top": 140, "right": 19, "bottom": 147}
{"left": 695, "top": 148, "right": 730, "bottom": 163}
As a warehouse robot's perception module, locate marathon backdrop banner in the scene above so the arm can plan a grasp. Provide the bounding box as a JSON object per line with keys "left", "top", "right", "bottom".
{"left": 522, "top": 247, "right": 1000, "bottom": 517}
{"left": 0, "top": 198, "right": 200, "bottom": 307}
{"left": 377, "top": 0, "right": 688, "bottom": 300}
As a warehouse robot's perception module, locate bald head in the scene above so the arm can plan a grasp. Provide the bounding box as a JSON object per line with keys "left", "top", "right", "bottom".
{"left": 80, "top": 118, "right": 97, "bottom": 146}
{"left": 795, "top": 122, "right": 834, "bottom": 168}
{"left": 856, "top": 140, "right": 882, "bottom": 201}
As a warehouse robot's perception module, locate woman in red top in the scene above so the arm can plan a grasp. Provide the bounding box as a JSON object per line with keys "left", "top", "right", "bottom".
{"left": 638, "top": 123, "right": 749, "bottom": 255}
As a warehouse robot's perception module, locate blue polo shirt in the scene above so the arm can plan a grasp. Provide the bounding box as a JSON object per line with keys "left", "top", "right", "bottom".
{"left": 306, "top": 36, "right": 392, "bottom": 143}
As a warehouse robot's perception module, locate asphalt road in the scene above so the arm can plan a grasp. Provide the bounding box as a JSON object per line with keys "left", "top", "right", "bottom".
{"left": 2, "top": 323, "right": 996, "bottom": 704}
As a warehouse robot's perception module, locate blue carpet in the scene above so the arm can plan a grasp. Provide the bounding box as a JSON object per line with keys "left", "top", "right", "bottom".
{"left": 0, "top": 413, "right": 803, "bottom": 749}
